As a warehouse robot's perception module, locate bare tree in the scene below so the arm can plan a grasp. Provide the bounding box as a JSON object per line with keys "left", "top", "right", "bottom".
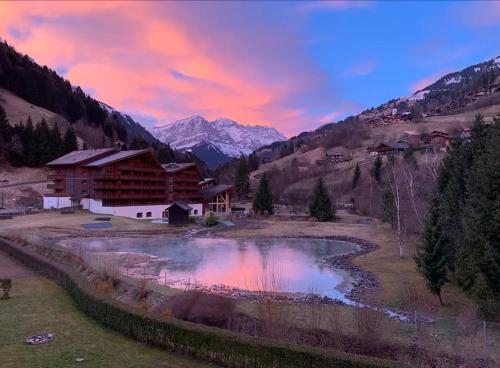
{"left": 386, "top": 157, "right": 406, "bottom": 259}
{"left": 402, "top": 163, "right": 423, "bottom": 230}
{"left": 422, "top": 148, "right": 442, "bottom": 182}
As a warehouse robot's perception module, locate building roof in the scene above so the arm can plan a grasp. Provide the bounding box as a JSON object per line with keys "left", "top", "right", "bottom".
{"left": 162, "top": 162, "right": 196, "bottom": 173}
{"left": 326, "top": 147, "right": 346, "bottom": 156}
{"left": 377, "top": 142, "right": 409, "bottom": 150}
{"left": 199, "top": 178, "right": 215, "bottom": 185}
{"left": 200, "top": 184, "right": 233, "bottom": 200}
{"left": 46, "top": 148, "right": 117, "bottom": 166}
{"left": 170, "top": 202, "right": 193, "bottom": 212}
{"left": 83, "top": 149, "right": 153, "bottom": 167}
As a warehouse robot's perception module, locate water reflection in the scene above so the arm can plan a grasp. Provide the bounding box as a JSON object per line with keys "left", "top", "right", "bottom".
{"left": 61, "top": 237, "right": 359, "bottom": 299}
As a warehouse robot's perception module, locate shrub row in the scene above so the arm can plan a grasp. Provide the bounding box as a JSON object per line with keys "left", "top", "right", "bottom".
{"left": 0, "top": 238, "right": 402, "bottom": 368}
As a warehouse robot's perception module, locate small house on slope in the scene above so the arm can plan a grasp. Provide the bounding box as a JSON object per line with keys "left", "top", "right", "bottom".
{"left": 374, "top": 142, "right": 409, "bottom": 155}
{"left": 325, "top": 147, "right": 348, "bottom": 162}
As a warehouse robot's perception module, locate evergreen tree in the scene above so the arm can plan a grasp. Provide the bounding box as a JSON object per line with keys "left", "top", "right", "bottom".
{"left": 33, "top": 118, "right": 51, "bottom": 165}
{"left": 309, "top": 177, "right": 334, "bottom": 222}
{"left": 235, "top": 156, "right": 250, "bottom": 199}
{"left": 129, "top": 136, "right": 149, "bottom": 150}
{"left": 415, "top": 200, "right": 449, "bottom": 305}
{"left": 352, "top": 162, "right": 361, "bottom": 188}
{"left": 248, "top": 152, "right": 259, "bottom": 172}
{"left": 49, "top": 123, "right": 63, "bottom": 160}
{"left": 0, "top": 104, "right": 10, "bottom": 155}
{"left": 253, "top": 174, "right": 274, "bottom": 215}
{"left": 381, "top": 189, "right": 396, "bottom": 228}
{"left": 373, "top": 155, "right": 382, "bottom": 183}
{"left": 63, "top": 127, "right": 78, "bottom": 154}
{"left": 419, "top": 114, "right": 500, "bottom": 316}
{"left": 20, "top": 117, "right": 36, "bottom": 165}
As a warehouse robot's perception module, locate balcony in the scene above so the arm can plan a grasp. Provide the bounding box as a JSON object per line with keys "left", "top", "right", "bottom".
{"left": 92, "top": 193, "right": 167, "bottom": 200}
{"left": 47, "top": 183, "right": 64, "bottom": 190}
{"left": 47, "top": 174, "right": 64, "bottom": 180}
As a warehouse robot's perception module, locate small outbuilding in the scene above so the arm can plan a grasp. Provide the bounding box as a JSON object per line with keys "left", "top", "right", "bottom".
{"left": 167, "top": 203, "right": 192, "bottom": 226}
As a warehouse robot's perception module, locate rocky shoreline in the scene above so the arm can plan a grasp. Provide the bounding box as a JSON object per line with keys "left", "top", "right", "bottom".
{"left": 318, "top": 236, "right": 381, "bottom": 304}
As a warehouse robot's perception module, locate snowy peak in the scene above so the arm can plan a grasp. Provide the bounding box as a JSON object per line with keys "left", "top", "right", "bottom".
{"left": 412, "top": 55, "right": 500, "bottom": 96}
{"left": 150, "top": 115, "right": 286, "bottom": 165}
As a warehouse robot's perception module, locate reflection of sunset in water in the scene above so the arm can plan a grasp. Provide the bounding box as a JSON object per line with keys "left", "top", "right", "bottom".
{"left": 61, "top": 237, "right": 359, "bottom": 299}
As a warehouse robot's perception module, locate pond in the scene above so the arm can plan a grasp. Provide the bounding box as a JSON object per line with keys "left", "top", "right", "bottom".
{"left": 60, "top": 237, "right": 360, "bottom": 301}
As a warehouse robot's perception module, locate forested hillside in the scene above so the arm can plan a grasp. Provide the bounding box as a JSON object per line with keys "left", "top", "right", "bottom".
{"left": 0, "top": 41, "right": 208, "bottom": 171}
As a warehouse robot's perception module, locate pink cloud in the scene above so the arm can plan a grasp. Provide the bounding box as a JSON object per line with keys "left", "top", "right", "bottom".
{"left": 298, "top": 1, "right": 372, "bottom": 12}
{"left": 0, "top": 2, "right": 347, "bottom": 137}
{"left": 409, "top": 70, "right": 449, "bottom": 93}
{"left": 344, "top": 60, "right": 377, "bottom": 76}
{"left": 455, "top": 1, "right": 500, "bottom": 28}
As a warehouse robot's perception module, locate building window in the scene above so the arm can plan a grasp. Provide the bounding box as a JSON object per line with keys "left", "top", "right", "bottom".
{"left": 193, "top": 209, "right": 198, "bottom": 215}
{"left": 137, "top": 212, "right": 143, "bottom": 218}
{"left": 146, "top": 212, "right": 152, "bottom": 218}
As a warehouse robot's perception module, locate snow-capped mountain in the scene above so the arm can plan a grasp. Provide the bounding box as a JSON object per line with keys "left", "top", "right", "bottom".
{"left": 150, "top": 115, "right": 286, "bottom": 167}
{"left": 411, "top": 55, "right": 500, "bottom": 98}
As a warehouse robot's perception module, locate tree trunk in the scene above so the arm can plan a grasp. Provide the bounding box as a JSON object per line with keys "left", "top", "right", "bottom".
{"left": 438, "top": 291, "right": 444, "bottom": 306}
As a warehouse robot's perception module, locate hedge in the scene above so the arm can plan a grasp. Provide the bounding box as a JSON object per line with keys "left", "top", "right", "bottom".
{"left": 0, "top": 238, "right": 403, "bottom": 368}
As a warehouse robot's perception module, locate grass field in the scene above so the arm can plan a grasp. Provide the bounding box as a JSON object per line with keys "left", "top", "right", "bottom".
{"left": 0, "top": 253, "right": 212, "bottom": 368}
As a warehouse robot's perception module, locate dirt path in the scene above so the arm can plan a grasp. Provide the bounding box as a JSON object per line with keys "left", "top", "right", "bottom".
{"left": 0, "top": 251, "right": 34, "bottom": 279}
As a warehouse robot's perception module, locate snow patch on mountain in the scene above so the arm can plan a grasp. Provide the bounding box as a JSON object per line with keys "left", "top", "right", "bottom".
{"left": 150, "top": 115, "right": 286, "bottom": 159}
{"left": 444, "top": 75, "right": 462, "bottom": 85}
{"left": 409, "top": 90, "right": 429, "bottom": 101}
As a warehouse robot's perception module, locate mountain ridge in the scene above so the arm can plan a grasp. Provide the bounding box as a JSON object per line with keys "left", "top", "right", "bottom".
{"left": 150, "top": 115, "right": 286, "bottom": 168}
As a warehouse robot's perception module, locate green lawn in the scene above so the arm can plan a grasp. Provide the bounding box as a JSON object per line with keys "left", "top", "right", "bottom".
{"left": 0, "top": 276, "right": 213, "bottom": 368}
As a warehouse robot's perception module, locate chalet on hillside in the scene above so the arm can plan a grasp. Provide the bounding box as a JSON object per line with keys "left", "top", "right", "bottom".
{"left": 295, "top": 159, "right": 310, "bottom": 172}
{"left": 374, "top": 142, "right": 409, "bottom": 155}
{"left": 430, "top": 131, "right": 450, "bottom": 148}
{"left": 325, "top": 147, "right": 347, "bottom": 162}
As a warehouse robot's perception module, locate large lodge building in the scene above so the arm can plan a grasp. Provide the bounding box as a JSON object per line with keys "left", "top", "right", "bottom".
{"left": 43, "top": 148, "right": 233, "bottom": 220}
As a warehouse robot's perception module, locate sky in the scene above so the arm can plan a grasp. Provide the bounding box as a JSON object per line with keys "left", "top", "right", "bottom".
{"left": 0, "top": 1, "right": 499, "bottom": 137}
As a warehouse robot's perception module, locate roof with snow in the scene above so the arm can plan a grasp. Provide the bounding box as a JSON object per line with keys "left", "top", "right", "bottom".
{"left": 83, "top": 149, "right": 153, "bottom": 167}
{"left": 162, "top": 162, "right": 197, "bottom": 173}
{"left": 46, "top": 148, "right": 117, "bottom": 166}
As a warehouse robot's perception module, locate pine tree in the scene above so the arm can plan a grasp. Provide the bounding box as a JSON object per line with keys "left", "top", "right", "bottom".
{"left": 21, "top": 117, "right": 36, "bottom": 166}
{"left": 48, "top": 123, "right": 63, "bottom": 161}
{"left": 415, "top": 200, "right": 449, "bottom": 305}
{"left": 248, "top": 152, "right": 259, "bottom": 172}
{"left": 63, "top": 127, "right": 78, "bottom": 154}
{"left": 0, "top": 104, "right": 10, "bottom": 155}
{"left": 381, "top": 189, "right": 396, "bottom": 228}
{"left": 373, "top": 155, "right": 382, "bottom": 183}
{"left": 235, "top": 156, "right": 250, "bottom": 200}
{"left": 309, "top": 177, "right": 334, "bottom": 222}
{"left": 352, "top": 162, "right": 361, "bottom": 188}
{"left": 253, "top": 174, "right": 274, "bottom": 215}
{"left": 34, "top": 118, "right": 51, "bottom": 165}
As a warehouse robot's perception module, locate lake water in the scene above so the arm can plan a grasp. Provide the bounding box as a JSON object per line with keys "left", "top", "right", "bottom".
{"left": 60, "top": 237, "right": 360, "bottom": 300}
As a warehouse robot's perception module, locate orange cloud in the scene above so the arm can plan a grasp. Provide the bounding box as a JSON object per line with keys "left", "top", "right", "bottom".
{"left": 0, "top": 2, "right": 344, "bottom": 136}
